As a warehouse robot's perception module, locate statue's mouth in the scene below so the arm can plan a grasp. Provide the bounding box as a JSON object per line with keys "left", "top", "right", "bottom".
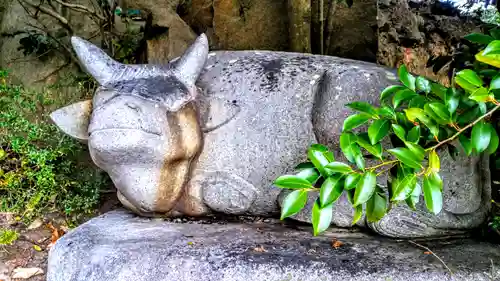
{"left": 89, "top": 128, "right": 162, "bottom": 137}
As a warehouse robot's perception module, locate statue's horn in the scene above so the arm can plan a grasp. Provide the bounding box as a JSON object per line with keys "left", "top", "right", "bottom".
{"left": 172, "top": 33, "right": 209, "bottom": 87}
{"left": 70, "top": 36, "right": 165, "bottom": 85}
{"left": 71, "top": 34, "right": 209, "bottom": 87}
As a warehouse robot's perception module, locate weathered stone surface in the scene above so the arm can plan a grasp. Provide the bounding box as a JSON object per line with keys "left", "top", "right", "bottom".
{"left": 47, "top": 209, "right": 500, "bottom": 281}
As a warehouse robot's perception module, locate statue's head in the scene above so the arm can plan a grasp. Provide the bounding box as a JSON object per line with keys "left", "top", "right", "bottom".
{"left": 50, "top": 34, "right": 210, "bottom": 215}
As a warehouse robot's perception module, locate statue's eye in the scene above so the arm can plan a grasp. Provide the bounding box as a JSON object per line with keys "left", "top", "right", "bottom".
{"left": 125, "top": 102, "right": 140, "bottom": 112}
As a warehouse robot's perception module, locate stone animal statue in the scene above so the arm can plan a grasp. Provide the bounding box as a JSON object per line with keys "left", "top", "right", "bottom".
{"left": 50, "top": 34, "right": 491, "bottom": 238}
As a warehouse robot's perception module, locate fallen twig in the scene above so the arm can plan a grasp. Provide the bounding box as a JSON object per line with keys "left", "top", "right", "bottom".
{"left": 408, "top": 240, "right": 453, "bottom": 275}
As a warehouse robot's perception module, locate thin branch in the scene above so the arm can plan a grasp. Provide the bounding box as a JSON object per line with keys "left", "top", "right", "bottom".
{"left": 426, "top": 104, "right": 500, "bottom": 152}
{"left": 18, "top": 0, "right": 73, "bottom": 33}
{"left": 366, "top": 160, "right": 399, "bottom": 171}
{"left": 33, "top": 61, "right": 71, "bottom": 83}
{"left": 408, "top": 240, "right": 453, "bottom": 275}
{"left": 52, "top": 0, "right": 106, "bottom": 21}
{"left": 7, "top": 49, "right": 52, "bottom": 64}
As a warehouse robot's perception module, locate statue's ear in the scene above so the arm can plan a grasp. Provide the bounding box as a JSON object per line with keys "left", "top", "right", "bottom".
{"left": 197, "top": 97, "right": 240, "bottom": 133}
{"left": 49, "top": 100, "right": 92, "bottom": 143}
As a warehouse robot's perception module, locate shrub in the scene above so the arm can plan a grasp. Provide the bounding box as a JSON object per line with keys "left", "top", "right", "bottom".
{"left": 0, "top": 70, "right": 111, "bottom": 224}
{"left": 0, "top": 229, "right": 19, "bottom": 245}
{"left": 275, "top": 29, "right": 500, "bottom": 236}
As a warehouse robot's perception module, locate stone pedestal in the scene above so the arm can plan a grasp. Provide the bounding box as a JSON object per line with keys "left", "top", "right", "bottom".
{"left": 47, "top": 209, "right": 500, "bottom": 281}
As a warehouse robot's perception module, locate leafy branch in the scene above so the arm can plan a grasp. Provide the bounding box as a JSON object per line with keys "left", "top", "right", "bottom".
{"left": 274, "top": 35, "right": 500, "bottom": 236}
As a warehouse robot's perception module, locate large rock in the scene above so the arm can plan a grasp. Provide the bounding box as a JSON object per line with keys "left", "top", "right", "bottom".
{"left": 212, "top": 0, "right": 289, "bottom": 50}
{"left": 377, "top": 0, "right": 480, "bottom": 86}
{"left": 127, "top": 0, "right": 198, "bottom": 63}
{"left": 47, "top": 209, "right": 500, "bottom": 281}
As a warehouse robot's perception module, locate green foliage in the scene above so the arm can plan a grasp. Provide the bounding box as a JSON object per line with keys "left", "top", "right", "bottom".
{"left": 275, "top": 37, "right": 500, "bottom": 236}
{"left": 0, "top": 71, "right": 111, "bottom": 224}
{"left": 0, "top": 229, "right": 19, "bottom": 245}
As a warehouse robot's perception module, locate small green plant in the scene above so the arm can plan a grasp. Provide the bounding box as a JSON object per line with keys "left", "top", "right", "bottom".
{"left": 0, "top": 229, "right": 19, "bottom": 245}
{"left": 0, "top": 71, "right": 111, "bottom": 224}
{"left": 275, "top": 32, "right": 500, "bottom": 236}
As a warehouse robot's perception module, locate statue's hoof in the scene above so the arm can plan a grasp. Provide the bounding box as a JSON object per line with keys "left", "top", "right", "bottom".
{"left": 191, "top": 171, "right": 258, "bottom": 215}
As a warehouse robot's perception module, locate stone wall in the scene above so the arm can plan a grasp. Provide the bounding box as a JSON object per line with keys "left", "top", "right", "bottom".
{"left": 0, "top": 0, "right": 487, "bottom": 88}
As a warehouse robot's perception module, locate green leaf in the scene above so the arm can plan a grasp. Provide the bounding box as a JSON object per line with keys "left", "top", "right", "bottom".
{"left": 391, "top": 173, "right": 417, "bottom": 201}
{"left": 427, "top": 103, "right": 451, "bottom": 122}
{"left": 457, "top": 106, "right": 481, "bottom": 125}
{"left": 340, "top": 133, "right": 357, "bottom": 163}
{"left": 416, "top": 76, "right": 431, "bottom": 94}
{"left": 407, "top": 126, "right": 421, "bottom": 143}
{"left": 295, "top": 162, "right": 315, "bottom": 170}
{"left": 355, "top": 133, "right": 383, "bottom": 160}
{"left": 429, "top": 150, "right": 440, "bottom": 173}
{"left": 280, "top": 190, "right": 308, "bottom": 219}
{"left": 405, "top": 108, "right": 429, "bottom": 123}
{"left": 490, "top": 29, "right": 500, "bottom": 40}
{"left": 368, "top": 119, "right": 390, "bottom": 145}
{"left": 469, "top": 87, "right": 491, "bottom": 103}
{"left": 388, "top": 148, "right": 423, "bottom": 169}
{"left": 351, "top": 204, "right": 363, "bottom": 225}
{"left": 392, "top": 124, "right": 406, "bottom": 141}
{"left": 312, "top": 201, "right": 333, "bottom": 236}
{"left": 405, "top": 108, "right": 439, "bottom": 137}
{"left": 405, "top": 142, "right": 425, "bottom": 160}
{"left": 398, "top": 65, "right": 416, "bottom": 91}
{"left": 393, "top": 88, "right": 417, "bottom": 108}
{"left": 445, "top": 88, "right": 460, "bottom": 115}
{"left": 487, "top": 128, "right": 499, "bottom": 155}
{"left": 308, "top": 144, "right": 334, "bottom": 177}
{"left": 464, "top": 33, "right": 494, "bottom": 45}
{"left": 459, "top": 135, "right": 473, "bottom": 156}
{"left": 325, "top": 162, "right": 353, "bottom": 174}
{"left": 353, "top": 172, "right": 377, "bottom": 206}
{"left": 380, "top": 85, "right": 406, "bottom": 103}
{"left": 471, "top": 121, "right": 493, "bottom": 153}
{"left": 343, "top": 113, "right": 371, "bottom": 131}
{"left": 344, "top": 173, "right": 361, "bottom": 190}
{"left": 423, "top": 172, "right": 443, "bottom": 215}
{"left": 455, "top": 69, "right": 483, "bottom": 90}
{"left": 366, "top": 191, "right": 388, "bottom": 222}
{"left": 378, "top": 106, "right": 396, "bottom": 119}
{"left": 490, "top": 75, "right": 500, "bottom": 90}
{"left": 319, "top": 175, "right": 344, "bottom": 207}
{"left": 346, "top": 102, "right": 378, "bottom": 117}
{"left": 353, "top": 145, "right": 366, "bottom": 170}
{"left": 274, "top": 175, "right": 314, "bottom": 189}
{"left": 295, "top": 168, "right": 320, "bottom": 184}
{"left": 408, "top": 95, "right": 427, "bottom": 109}
{"left": 482, "top": 40, "right": 500, "bottom": 56}
{"left": 405, "top": 183, "right": 421, "bottom": 210}
{"left": 430, "top": 82, "right": 447, "bottom": 100}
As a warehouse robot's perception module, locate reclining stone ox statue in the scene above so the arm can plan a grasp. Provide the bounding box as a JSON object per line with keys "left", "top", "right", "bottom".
{"left": 50, "top": 34, "right": 491, "bottom": 239}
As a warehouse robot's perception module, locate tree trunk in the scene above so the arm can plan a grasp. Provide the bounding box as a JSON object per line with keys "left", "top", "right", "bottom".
{"left": 287, "top": 0, "right": 311, "bottom": 53}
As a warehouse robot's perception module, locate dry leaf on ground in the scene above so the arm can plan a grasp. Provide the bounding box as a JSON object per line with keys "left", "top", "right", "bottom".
{"left": 11, "top": 267, "right": 44, "bottom": 279}
{"left": 252, "top": 245, "right": 267, "bottom": 252}
{"left": 47, "top": 223, "right": 65, "bottom": 248}
{"left": 331, "top": 238, "right": 344, "bottom": 249}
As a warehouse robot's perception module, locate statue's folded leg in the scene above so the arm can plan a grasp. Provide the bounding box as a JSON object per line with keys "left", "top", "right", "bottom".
{"left": 367, "top": 154, "right": 491, "bottom": 238}
{"left": 188, "top": 171, "right": 258, "bottom": 215}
